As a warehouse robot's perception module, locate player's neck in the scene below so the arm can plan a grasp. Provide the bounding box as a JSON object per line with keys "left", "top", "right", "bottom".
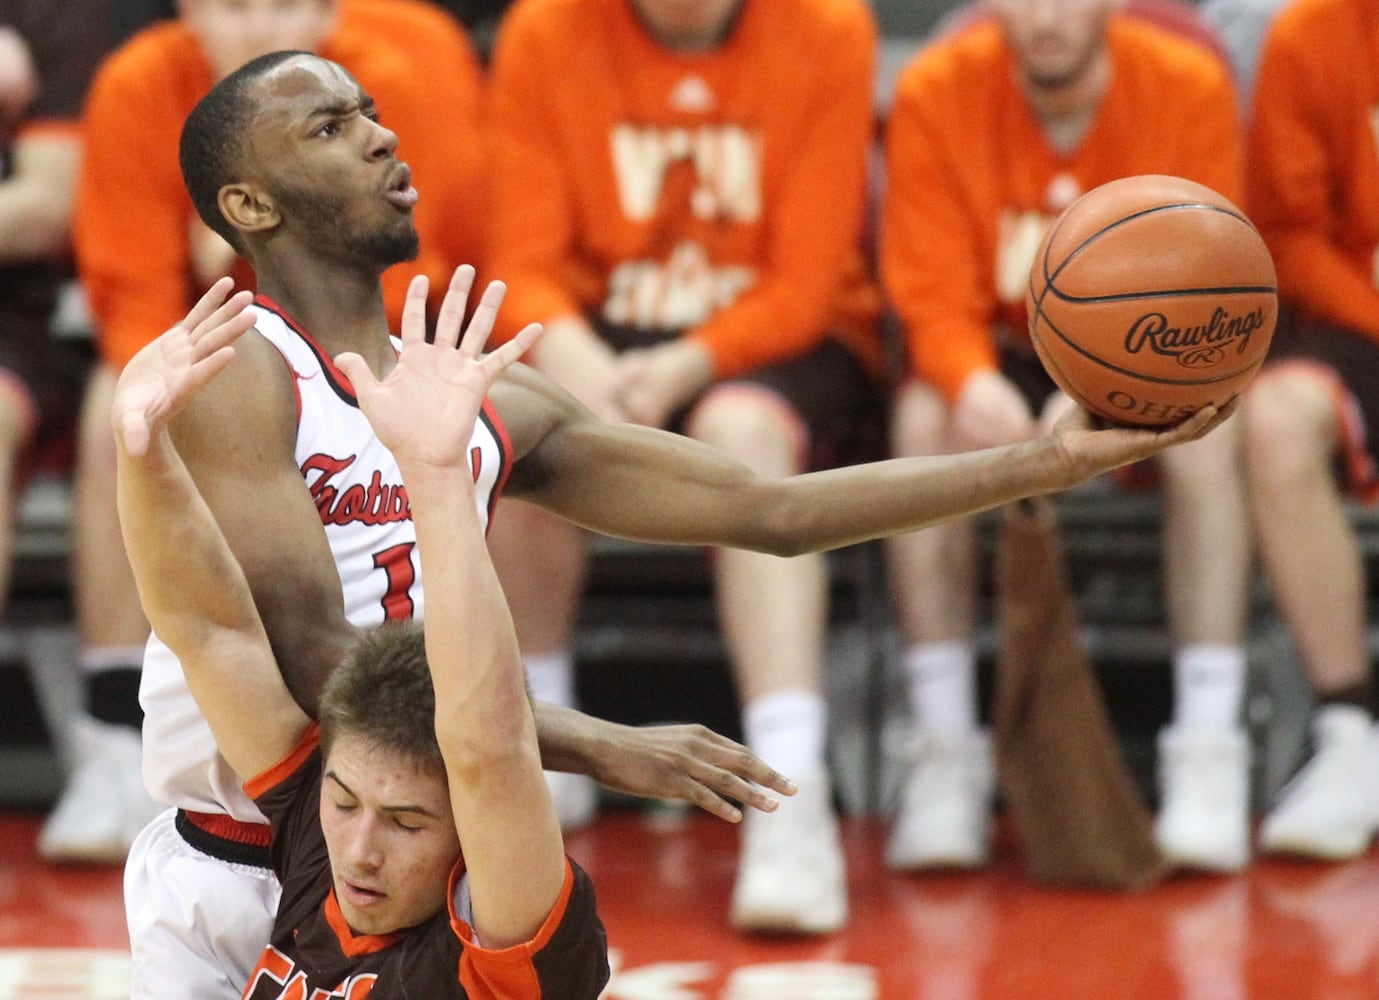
{"left": 255, "top": 267, "right": 393, "bottom": 360}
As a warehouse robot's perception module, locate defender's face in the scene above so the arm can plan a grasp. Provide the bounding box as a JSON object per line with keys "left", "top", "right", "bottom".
{"left": 243, "top": 56, "right": 419, "bottom": 265}
{"left": 181, "top": 0, "right": 336, "bottom": 82}
{"left": 320, "top": 733, "right": 459, "bottom": 936}
{"left": 630, "top": 0, "right": 745, "bottom": 51}
{"left": 986, "top": 0, "right": 1118, "bottom": 91}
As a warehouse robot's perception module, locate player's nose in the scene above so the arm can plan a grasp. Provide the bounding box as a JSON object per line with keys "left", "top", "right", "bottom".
{"left": 365, "top": 117, "right": 399, "bottom": 161}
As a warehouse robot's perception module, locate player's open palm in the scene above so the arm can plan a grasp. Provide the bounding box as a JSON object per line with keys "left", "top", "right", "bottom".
{"left": 112, "top": 277, "right": 255, "bottom": 457}
{"left": 337, "top": 266, "right": 542, "bottom": 470}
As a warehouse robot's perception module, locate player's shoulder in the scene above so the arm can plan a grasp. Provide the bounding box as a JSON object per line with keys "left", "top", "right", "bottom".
{"left": 88, "top": 20, "right": 207, "bottom": 105}
{"left": 892, "top": 18, "right": 1003, "bottom": 110}
{"left": 498, "top": 0, "right": 611, "bottom": 43}
{"left": 486, "top": 362, "right": 587, "bottom": 471}
{"left": 1109, "top": 15, "right": 1234, "bottom": 90}
{"left": 1266, "top": 0, "right": 1366, "bottom": 49}
{"left": 759, "top": 0, "right": 876, "bottom": 40}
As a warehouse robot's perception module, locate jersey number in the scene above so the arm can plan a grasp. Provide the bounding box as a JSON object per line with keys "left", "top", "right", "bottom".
{"left": 372, "top": 542, "right": 417, "bottom": 620}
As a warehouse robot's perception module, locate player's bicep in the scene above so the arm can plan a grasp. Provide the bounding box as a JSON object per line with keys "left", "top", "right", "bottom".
{"left": 170, "top": 338, "right": 354, "bottom": 713}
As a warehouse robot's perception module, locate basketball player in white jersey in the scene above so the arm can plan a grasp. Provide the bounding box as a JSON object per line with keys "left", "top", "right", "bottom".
{"left": 130, "top": 50, "right": 1231, "bottom": 997}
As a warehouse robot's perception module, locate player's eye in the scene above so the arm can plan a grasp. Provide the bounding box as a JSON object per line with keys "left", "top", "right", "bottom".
{"left": 316, "top": 120, "right": 340, "bottom": 137}
{"left": 394, "top": 817, "right": 421, "bottom": 832}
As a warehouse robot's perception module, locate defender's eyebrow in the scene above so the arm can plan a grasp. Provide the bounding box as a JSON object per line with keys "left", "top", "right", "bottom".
{"left": 324, "top": 770, "right": 444, "bottom": 819}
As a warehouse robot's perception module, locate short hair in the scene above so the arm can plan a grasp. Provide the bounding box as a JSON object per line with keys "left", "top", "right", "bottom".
{"left": 178, "top": 49, "right": 310, "bottom": 254}
{"left": 318, "top": 621, "right": 443, "bottom": 774}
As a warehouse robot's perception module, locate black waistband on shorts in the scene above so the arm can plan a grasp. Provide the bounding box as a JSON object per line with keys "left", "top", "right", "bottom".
{"left": 174, "top": 808, "right": 273, "bottom": 868}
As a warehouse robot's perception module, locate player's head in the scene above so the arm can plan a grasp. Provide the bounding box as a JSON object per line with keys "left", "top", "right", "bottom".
{"left": 178, "top": 0, "right": 337, "bottom": 83}
{"left": 317, "top": 621, "right": 460, "bottom": 935}
{"left": 179, "top": 51, "right": 419, "bottom": 268}
{"left": 630, "top": 0, "right": 745, "bottom": 51}
{"left": 984, "top": 0, "right": 1122, "bottom": 94}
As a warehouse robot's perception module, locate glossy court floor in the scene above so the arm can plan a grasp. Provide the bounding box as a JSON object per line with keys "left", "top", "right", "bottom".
{"left": 2, "top": 806, "right": 1377, "bottom": 1000}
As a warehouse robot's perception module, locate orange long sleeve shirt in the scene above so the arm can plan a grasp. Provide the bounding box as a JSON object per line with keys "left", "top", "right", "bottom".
{"left": 1246, "top": 0, "right": 1379, "bottom": 341}
{"left": 486, "top": 0, "right": 882, "bottom": 378}
{"left": 76, "top": 0, "right": 488, "bottom": 369}
{"left": 882, "top": 17, "right": 1243, "bottom": 401}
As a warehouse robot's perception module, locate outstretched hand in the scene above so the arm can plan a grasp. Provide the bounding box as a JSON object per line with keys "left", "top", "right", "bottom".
{"left": 336, "top": 266, "right": 542, "bottom": 469}
{"left": 1050, "top": 397, "right": 1240, "bottom": 479}
{"left": 112, "top": 277, "right": 256, "bottom": 457}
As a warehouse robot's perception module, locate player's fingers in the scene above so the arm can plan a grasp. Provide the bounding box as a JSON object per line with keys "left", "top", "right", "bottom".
{"left": 434, "top": 265, "right": 476, "bottom": 351}
{"left": 180, "top": 346, "right": 239, "bottom": 400}
{"left": 179, "top": 277, "right": 237, "bottom": 335}
{"left": 191, "top": 297, "right": 256, "bottom": 356}
{"left": 334, "top": 352, "right": 373, "bottom": 394}
{"left": 705, "top": 738, "right": 797, "bottom": 797}
{"left": 399, "top": 275, "right": 430, "bottom": 346}
{"left": 1166, "top": 402, "right": 1221, "bottom": 442}
{"left": 679, "top": 780, "right": 743, "bottom": 824}
{"left": 459, "top": 280, "right": 507, "bottom": 358}
{"left": 481, "top": 323, "right": 543, "bottom": 376}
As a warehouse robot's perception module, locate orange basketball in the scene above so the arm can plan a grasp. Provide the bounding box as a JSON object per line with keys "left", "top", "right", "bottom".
{"left": 1026, "top": 174, "right": 1277, "bottom": 427}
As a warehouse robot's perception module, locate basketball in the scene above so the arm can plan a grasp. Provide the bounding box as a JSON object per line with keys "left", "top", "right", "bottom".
{"left": 1026, "top": 174, "right": 1277, "bottom": 427}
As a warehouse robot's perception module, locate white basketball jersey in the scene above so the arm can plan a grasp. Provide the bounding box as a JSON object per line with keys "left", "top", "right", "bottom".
{"left": 139, "top": 300, "right": 512, "bottom": 821}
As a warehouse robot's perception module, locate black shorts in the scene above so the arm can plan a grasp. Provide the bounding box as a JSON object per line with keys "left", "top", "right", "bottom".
{"left": 596, "top": 322, "right": 885, "bottom": 471}
{"left": 998, "top": 347, "right": 1059, "bottom": 415}
{"left": 1263, "top": 312, "right": 1379, "bottom": 500}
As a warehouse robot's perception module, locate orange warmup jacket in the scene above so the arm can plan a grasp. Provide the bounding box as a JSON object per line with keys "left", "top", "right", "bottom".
{"left": 1247, "top": 0, "right": 1379, "bottom": 341}
{"left": 881, "top": 16, "right": 1243, "bottom": 402}
{"left": 486, "top": 0, "right": 883, "bottom": 378}
{"left": 76, "top": 0, "right": 488, "bottom": 369}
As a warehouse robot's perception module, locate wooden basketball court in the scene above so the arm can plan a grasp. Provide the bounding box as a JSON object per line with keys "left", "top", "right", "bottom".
{"left": 2, "top": 806, "right": 1374, "bottom": 999}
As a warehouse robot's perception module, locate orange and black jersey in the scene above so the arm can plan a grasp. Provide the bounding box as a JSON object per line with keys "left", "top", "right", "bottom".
{"left": 241, "top": 727, "right": 609, "bottom": 1000}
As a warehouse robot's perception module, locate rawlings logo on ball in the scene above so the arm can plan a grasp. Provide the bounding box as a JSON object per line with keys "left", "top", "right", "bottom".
{"left": 1123, "top": 306, "right": 1268, "bottom": 368}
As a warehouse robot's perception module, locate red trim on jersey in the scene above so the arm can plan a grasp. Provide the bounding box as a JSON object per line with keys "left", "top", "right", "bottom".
{"left": 324, "top": 888, "right": 404, "bottom": 957}
{"left": 242, "top": 723, "right": 321, "bottom": 800}
{"left": 454, "top": 859, "right": 576, "bottom": 999}
{"left": 478, "top": 399, "right": 513, "bottom": 522}
{"left": 179, "top": 810, "right": 273, "bottom": 849}
{"left": 253, "top": 295, "right": 363, "bottom": 404}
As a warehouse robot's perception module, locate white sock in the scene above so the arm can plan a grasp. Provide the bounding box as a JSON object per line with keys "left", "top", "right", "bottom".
{"left": 1172, "top": 644, "right": 1246, "bottom": 729}
{"left": 524, "top": 650, "right": 576, "bottom": 708}
{"left": 905, "top": 642, "right": 978, "bottom": 735}
{"left": 742, "top": 689, "right": 826, "bottom": 777}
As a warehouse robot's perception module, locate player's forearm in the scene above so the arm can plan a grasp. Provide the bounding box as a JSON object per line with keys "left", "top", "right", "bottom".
{"left": 405, "top": 463, "right": 535, "bottom": 760}
{"left": 529, "top": 417, "right": 1085, "bottom": 554}
{"left": 117, "top": 428, "right": 265, "bottom": 662}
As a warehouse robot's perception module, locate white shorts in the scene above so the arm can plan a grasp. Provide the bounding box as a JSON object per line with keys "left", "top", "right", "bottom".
{"left": 124, "top": 809, "right": 281, "bottom": 999}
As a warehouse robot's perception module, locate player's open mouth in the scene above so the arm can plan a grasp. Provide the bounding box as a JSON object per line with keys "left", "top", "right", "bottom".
{"left": 384, "top": 163, "right": 418, "bottom": 210}
{"left": 341, "top": 880, "right": 386, "bottom": 907}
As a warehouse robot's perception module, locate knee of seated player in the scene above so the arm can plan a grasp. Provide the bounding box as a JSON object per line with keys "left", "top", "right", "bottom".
{"left": 889, "top": 378, "right": 951, "bottom": 458}
{"left": 1241, "top": 366, "right": 1339, "bottom": 488}
{"left": 685, "top": 385, "right": 807, "bottom": 476}
{"left": 1155, "top": 406, "right": 1243, "bottom": 486}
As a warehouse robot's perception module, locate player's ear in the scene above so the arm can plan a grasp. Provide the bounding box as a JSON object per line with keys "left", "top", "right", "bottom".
{"left": 218, "top": 181, "right": 281, "bottom": 237}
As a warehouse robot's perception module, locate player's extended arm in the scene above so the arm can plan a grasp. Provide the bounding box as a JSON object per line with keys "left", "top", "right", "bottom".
{"left": 340, "top": 270, "right": 562, "bottom": 949}
{"left": 497, "top": 363, "right": 1227, "bottom": 553}
{"left": 166, "top": 273, "right": 793, "bottom": 819}
{"left": 114, "top": 280, "right": 311, "bottom": 780}
{"left": 166, "top": 302, "right": 360, "bottom": 718}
